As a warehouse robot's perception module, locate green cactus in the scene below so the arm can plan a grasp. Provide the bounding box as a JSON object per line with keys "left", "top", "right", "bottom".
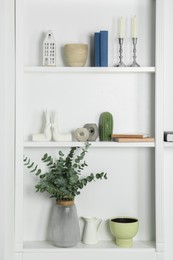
{"left": 99, "top": 112, "right": 113, "bottom": 141}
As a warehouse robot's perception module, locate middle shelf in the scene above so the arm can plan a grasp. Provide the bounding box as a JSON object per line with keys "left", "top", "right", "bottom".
{"left": 23, "top": 141, "right": 155, "bottom": 148}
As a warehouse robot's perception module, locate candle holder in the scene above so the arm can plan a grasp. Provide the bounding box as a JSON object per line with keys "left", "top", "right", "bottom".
{"left": 115, "top": 38, "right": 126, "bottom": 67}
{"left": 130, "top": 37, "right": 140, "bottom": 67}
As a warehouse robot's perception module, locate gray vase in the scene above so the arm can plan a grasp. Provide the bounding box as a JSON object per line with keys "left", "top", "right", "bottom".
{"left": 51, "top": 201, "right": 80, "bottom": 247}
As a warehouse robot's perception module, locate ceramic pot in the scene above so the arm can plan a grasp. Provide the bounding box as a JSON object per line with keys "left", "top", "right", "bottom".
{"left": 109, "top": 217, "right": 139, "bottom": 247}
{"left": 51, "top": 200, "right": 80, "bottom": 247}
{"left": 64, "top": 44, "right": 88, "bottom": 67}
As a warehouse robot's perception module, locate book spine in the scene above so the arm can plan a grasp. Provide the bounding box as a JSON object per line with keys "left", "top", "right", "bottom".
{"left": 112, "top": 134, "right": 149, "bottom": 138}
{"left": 94, "top": 32, "right": 100, "bottom": 67}
{"left": 100, "top": 31, "right": 108, "bottom": 67}
{"left": 112, "top": 137, "right": 154, "bottom": 142}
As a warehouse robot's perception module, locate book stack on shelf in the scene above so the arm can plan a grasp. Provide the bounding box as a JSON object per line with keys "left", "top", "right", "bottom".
{"left": 112, "top": 133, "right": 154, "bottom": 142}
{"left": 94, "top": 31, "right": 108, "bottom": 67}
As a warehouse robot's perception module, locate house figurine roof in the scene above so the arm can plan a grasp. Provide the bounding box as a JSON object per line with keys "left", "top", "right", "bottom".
{"left": 43, "top": 30, "right": 56, "bottom": 66}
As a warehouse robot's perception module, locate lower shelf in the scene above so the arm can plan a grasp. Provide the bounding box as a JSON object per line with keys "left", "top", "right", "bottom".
{"left": 23, "top": 240, "right": 155, "bottom": 252}
{"left": 18, "top": 241, "right": 157, "bottom": 260}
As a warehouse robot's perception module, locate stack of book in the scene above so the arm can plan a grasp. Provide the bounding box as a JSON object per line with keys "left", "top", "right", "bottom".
{"left": 112, "top": 133, "right": 154, "bottom": 142}
{"left": 94, "top": 30, "right": 108, "bottom": 67}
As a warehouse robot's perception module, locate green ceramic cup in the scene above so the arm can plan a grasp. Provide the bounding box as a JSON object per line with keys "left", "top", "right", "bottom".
{"left": 109, "top": 217, "right": 139, "bottom": 247}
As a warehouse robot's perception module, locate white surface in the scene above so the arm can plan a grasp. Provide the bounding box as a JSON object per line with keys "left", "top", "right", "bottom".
{"left": 164, "top": 1, "right": 173, "bottom": 260}
{"left": 0, "top": 1, "right": 15, "bottom": 260}
{"left": 2, "top": 0, "right": 171, "bottom": 259}
{"left": 24, "top": 66, "right": 156, "bottom": 73}
{"left": 24, "top": 141, "right": 155, "bottom": 147}
{"left": 23, "top": 240, "right": 155, "bottom": 251}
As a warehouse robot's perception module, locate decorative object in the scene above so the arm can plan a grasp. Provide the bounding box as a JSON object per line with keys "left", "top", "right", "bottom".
{"left": 83, "top": 124, "right": 99, "bottom": 141}
{"left": 52, "top": 200, "right": 80, "bottom": 247}
{"left": 32, "top": 110, "right": 52, "bottom": 141}
{"left": 74, "top": 128, "right": 89, "bottom": 142}
{"left": 116, "top": 17, "right": 126, "bottom": 67}
{"left": 130, "top": 37, "right": 140, "bottom": 67}
{"left": 99, "top": 112, "right": 113, "bottom": 141}
{"left": 43, "top": 30, "right": 56, "bottom": 66}
{"left": 116, "top": 38, "right": 126, "bottom": 67}
{"left": 109, "top": 217, "right": 139, "bottom": 247}
{"left": 64, "top": 44, "right": 88, "bottom": 67}
{"left": 52, "top": 112, "right": 72, "bottom": 141}
{"left": 24, "top": 143, "right": 107, "bottom": 247}
{"left": 32, "top": 111, "right": 72, "bottom": 142}
{"left": 130, "top": 16, "right": 140, "bottom": 67}
{"left": 82, "top": 216, "right": 102, "bottom": 245}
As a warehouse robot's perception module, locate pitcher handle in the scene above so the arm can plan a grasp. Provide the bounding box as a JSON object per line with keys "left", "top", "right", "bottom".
{"left": 97, "top": 218, "right": 102, "bottom": 230}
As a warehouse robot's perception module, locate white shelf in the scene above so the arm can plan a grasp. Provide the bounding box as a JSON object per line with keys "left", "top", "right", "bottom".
{"left": 23, "top": 240, "right": 155, "bottom": 252}
{"left": 23, "top": 141, "right": 155, "bottom": 148}
{"left": 14, "top": 0, "right": 165, "bottom": 259}
{"left": 164, "top": 142, "right": 173, "bottom": 147}
{"left": 24, "top": 66, "right": 155, "bottom": 74}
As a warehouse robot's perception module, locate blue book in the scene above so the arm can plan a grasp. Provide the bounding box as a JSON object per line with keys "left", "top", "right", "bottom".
{"left": 100, "top": 31, "right": 108, "bottom": 67}
{"left": 94, "top": 32, "right": 100, "bottom": 67}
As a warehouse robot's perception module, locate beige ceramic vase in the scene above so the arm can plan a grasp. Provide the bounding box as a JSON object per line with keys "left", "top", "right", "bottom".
{"left": 64, "top": 44, "right": 88, "bottom": 67}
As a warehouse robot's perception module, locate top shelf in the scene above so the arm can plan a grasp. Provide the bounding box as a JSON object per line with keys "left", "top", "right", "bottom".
{"left": 24, "top": 66, "right": 155, "bottom": 74}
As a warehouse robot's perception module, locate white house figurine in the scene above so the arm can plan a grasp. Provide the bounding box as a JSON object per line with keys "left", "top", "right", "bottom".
{"left": 43, "top": 30, "right": 56, "bottom": 66}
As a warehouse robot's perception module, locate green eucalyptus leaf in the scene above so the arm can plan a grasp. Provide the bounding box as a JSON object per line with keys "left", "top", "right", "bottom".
{"left": 42, "top": 153, "right": 48, "bottom": 161}
{"left": 35, "top": 169, "right": 41, "bottom": 176}
{"left": 59, "top": 151, "right": 64, "bottom": 156}
{"left": 27, "top": 162, "right": 34, "bottom": 169}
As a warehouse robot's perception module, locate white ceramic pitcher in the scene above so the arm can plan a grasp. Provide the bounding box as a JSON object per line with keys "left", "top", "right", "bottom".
{"left": 82, "top": 216, "right": 102, "bottom": 244}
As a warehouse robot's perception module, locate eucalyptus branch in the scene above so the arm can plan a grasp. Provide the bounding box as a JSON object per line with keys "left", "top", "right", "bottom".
{"left": 23, "top": 142, "right": 107, "bottom": 201}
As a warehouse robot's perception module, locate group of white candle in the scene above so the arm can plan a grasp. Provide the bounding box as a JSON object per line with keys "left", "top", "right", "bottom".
{"left": 119, "top": 16, "right": 137, "bottom": 38}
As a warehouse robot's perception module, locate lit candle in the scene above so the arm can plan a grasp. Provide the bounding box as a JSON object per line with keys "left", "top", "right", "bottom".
{"left": 119, "top": 16, "right": 124, "bottom": 38}
{"left": 132, "top": 16, "right": 137, "bottom": 38}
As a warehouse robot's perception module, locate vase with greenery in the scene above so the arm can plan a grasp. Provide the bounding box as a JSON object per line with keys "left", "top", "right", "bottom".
{"left": 24, "top": 142, "right": 107, "bottom": 247}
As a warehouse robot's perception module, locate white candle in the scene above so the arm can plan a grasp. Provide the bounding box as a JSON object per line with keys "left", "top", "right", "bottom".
{"left": 132, "top": 16, "right": 137, "bottom": 38}
{"left": 119, "top": 16, "right": 124, "bottom": 38}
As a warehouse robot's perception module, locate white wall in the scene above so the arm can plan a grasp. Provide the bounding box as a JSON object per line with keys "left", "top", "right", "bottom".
{"left": 164, "top": 0, "right": 173, "bottom": 260}
{"left": 0, "top": 0, "right": 15, "bottom": 260}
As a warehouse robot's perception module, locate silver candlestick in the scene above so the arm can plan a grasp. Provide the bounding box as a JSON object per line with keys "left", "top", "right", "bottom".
{"left": 130, "top": 37, "right": 140, "bottom": 67}
{"left": 115, "top": 38, "right": 126, "bottom": 67}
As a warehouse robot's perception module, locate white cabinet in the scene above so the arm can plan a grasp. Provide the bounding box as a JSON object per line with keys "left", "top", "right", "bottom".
{"left": 15, "top": 0, "right": 164, "bottom": 259}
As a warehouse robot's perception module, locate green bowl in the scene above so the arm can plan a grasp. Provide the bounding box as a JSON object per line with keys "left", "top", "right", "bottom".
{"left": 109, "top": 217, "right": 139, "bottom": 247}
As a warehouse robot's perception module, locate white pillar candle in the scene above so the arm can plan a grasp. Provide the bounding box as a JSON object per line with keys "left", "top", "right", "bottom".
{"left": 132, "top": 16, "right": 137, "bottom": 38}
{"left": 119, "top": 16, "right": 124, "bottom": 38}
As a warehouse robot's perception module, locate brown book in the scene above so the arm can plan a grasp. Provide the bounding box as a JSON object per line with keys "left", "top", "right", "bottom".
{"left": 112, "top": 137, "right": 154, "bottom": 142}
{"left": 112, "top": 133, "right": 149, "bottom": 138}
